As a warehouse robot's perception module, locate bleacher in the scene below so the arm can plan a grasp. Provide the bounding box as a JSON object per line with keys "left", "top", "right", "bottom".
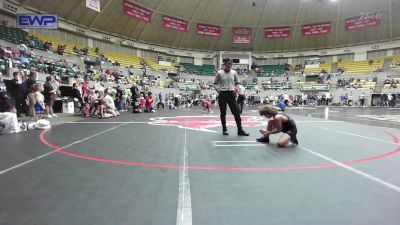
{"left": 304, "top": 62, "right": 332, "bottom": 74}
{"left": 98, "top": 49, "right": 141, "bottom": 68}
{"left": 391, "top": 54, "right": 400, "bottom": 65}
{"left": 259, "top": 64, "right": 286, "bottom": 76}
{"left": 243, "top": 82, "right": 257, "bottom": 90}
{"left": 337, "top": 78, "right": 377, "bottom": 90}
{"left": 143, "top": 58, "right": 176, "bottom": 71}
{"left": 30, "top": 32, "right": 91, "bottom": 56}
{"left": 30, "top": 32, "right": 178, "bottom": 71}
{"left": 338, "top": 58, "right": 384, "bottom": 74}
{"left": 383, "top": 78, "right": 400, "bottom": 89}
{"left": 262, "top": 81, "right": 292, "bottom": 90}
{"left": 0, "top": 27, "right": 44, "bottom": 50}
{"left": 180, "top": 63, "right": 215, "bottom": 76}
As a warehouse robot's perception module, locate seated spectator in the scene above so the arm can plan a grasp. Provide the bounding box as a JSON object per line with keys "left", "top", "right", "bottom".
{"left": 44, "top": 41, "right": 52, "bottom": 52}
{"left": 128, "top": 65, "right": 135, "bottom": 76}
{"left": 57, "top": 44, "right": 65, "bottom": 55}
{"left": 144, "top": 91, "right": 155, "bottom": 113}
{"left": 202, "top": 96, "right": 212, "bottom": 113}
{"left": 0, "top": 72, "right": 13, "bottom": 113}
{"left": 0, "top": 105, "right": 27, "bottom": 134}
{"left": 73, "top": 46, "right": 79, "bottom": 54}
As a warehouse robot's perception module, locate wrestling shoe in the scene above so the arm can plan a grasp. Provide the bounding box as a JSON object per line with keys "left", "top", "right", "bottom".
{"left": 256, "top": 136, "right": 270, "bottom": 143}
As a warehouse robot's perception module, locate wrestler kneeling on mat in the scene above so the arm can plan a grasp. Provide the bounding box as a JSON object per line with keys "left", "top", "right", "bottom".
{"left": 257, "top": 105, "right": 298, "bottom": 147}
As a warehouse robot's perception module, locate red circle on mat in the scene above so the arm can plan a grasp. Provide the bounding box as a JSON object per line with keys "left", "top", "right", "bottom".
{"left": 39, "top": 119, "right": 400, "bottom": 171}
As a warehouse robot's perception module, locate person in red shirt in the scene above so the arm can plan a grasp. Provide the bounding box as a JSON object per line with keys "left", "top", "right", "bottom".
{"left": 139, "top": 93, "right": 145, "bottom": 109}
{"left": 145, "top": 92, "right": 155, "bottom": 113}
{"left": 81, "top": 79, "right": 88, "bottom": 98}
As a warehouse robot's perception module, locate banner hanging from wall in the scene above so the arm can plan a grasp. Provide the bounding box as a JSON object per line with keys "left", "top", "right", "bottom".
{"left": 265, "top": 27, "right": 291, "bottom": 38}
{"left": 123, "top": 1, "right": 151, "bottom": 23}
{"left": 17, "top": 14, "right": 58, "bottom": 29}
{"left": 233, "top": 27, "right": 252, "bottom": 44}
{"left": 163, "top": 16, "right": 188, "bottom": 32}
{"left": 86, "top": 0, "right": 100, "bottom": 12}
{"left": 197, "top": 23, "right": 221, "bottom": 37}
{"left": 302, "top": 22, "right": 331, "bottom": 36}
{"left": 345, "top": 12, "right": 382, "bottom": 30}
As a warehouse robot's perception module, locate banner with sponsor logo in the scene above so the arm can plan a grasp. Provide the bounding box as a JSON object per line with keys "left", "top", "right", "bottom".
{"left": 86, "top": 0, "right": 100, "bottom": 12}
{"left": 17, "top": 14, "right": 58, "bottom": 29}
{"left": 123, "top": 1, "right": 151, "bottom": 23}
{"left": 233, "top": 27, "right": 252, "bottom": 44}
{"left": 300, "top": 84, "right": 330, "bottom": 92}
{"left": 345, "top": 12, "right": 382, "bottom": 30}
{"left": 302, "top": 22, "right": 331, "bottom": 36}
{"left": 265, "top": 27, "right": 291, "bottom": 38}
{"left": 197, "top": 23, "right": 221, "bottom": 37}
{"left": 163, "top": 16, "right": 188, "bottom": 32}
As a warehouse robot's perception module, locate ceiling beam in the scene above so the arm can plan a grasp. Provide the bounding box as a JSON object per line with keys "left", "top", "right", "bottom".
{"left": 88, "top": 0, "right": 113, "bottom": 27}
{"left": 290, "top": 0, "right": 303, "bottom": 50}
{"left": 251, "top": 0, "right": 269, "bottom": 51}
{"left": 67, "top": 1, "right": 84, "bottom": 21}
{"left": 177, "top": 0, "right": 204, "bottom": 48}
{"left": 138, "top": 0, "right": 163, "bottom": 41}
{"left": 20, "top": 0, "right": 34, "bottom": 6}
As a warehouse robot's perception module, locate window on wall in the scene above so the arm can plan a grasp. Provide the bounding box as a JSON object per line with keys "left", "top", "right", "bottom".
{"left": 273, "top": 58, "right": 288, "bottom": 65}
{"left": 393, "top": 48, "right": 400, "bottom": 55}
{"left": 142, "top": 50, "right": 158, "bottom": 59}
{"left": 367, "top": 50, "right": 387, "bottom": 59}
{"left": 292, "top": 57, "right": 307, "bottom": 65}
{"left": 337, "top": 53, "right": 354, "bottom": 61}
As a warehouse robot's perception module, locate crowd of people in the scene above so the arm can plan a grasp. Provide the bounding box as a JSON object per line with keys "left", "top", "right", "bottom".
{"left": 336, "top": 77, "right": 376, "bottom": 89}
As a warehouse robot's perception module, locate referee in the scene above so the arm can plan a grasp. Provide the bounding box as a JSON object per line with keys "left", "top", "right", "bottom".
{"left": 214, "top": 58, "right": 249, "bottom": 136}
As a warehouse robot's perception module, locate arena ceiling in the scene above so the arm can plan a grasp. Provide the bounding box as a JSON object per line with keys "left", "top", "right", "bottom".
{"left": 13, "top": 0, "right": 400, "bottom": 52}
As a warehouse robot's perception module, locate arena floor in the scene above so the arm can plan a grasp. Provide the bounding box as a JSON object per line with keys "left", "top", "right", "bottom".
{"left": 1, "top": 107, "right": 400, "bottom": 225}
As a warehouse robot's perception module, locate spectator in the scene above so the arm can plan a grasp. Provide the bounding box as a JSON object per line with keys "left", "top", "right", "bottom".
{"left": 145, "top": 91, "right": 155, "bottom": 113}
{"left": 72, "top": 83, "right": 83, "bottom": 105}
{"left": 130, "top": 83, "right": 141, "bottom": 113}
{"left": 33, "top": 83, "right": 45, "bottom": 122}
{"left": 57, "top": 44, "right": 65, "bottom": 55}
{"left": 157, "top": 92, "right": 165, "bottom": 109}
{"left": 115, "top": 86, "right": 123, "bottom": 110}
{"left": 44, "top": 41, "right": 52, "bottom": 52}
{"left": 43, "top": 76, "right": 57, "bottom": 118}
{"left": 0, "top": 105, "right": 27, "bottom": 134}
{"left": 0, "top": 72, "right": 12, "bottom": 112}
{"left": 9, "top": 71, "right": 23, "bottom": 117}
{"left": 103, "top": 89, "right": 120, "bottom": 117}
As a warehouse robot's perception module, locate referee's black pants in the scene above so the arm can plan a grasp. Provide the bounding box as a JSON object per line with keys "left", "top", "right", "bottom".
{"left": 218, "top": 91, "right": 243, "bottom": 132}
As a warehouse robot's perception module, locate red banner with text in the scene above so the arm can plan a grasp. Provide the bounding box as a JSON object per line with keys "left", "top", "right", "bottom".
{"left": 197, "top": 23, "right": 221, "bottom": 37}
{"left": 233, "top": 27, "right": 252, "bottom": 44}
{"left": 163, "top": 16, "right": 188, "bottom": 32}
{"left": 265, "top": 27, "right": 291, "bottom": 38}
{"left": 302, "top": 22, "right": 331, "bottom": 36}
{"left": 345, "top": 12, "right": 382, "bottom": 30}
{"left": 123, "top": 1, "right": 151, "bottom": 23}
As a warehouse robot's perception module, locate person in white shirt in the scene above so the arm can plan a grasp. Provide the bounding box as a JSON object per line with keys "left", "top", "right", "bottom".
{"left": 214, "top": 58, "right": 248, "bottom": 136}
{"left": 0, "top": 105, "right": 26, "bottom": 134}
{"left": 103, "top": 89, "right": 120, "bottom": 117}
